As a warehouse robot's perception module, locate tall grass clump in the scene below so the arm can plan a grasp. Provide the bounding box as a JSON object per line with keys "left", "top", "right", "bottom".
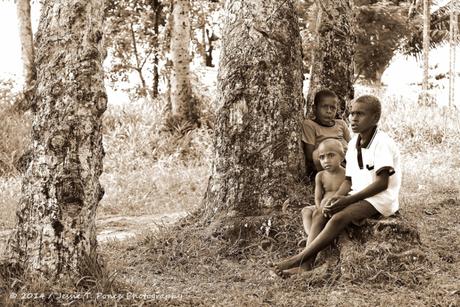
{"left": 0, "top": 80, "right": 30, "bottom": 230}
{"left": 99, "top": 99, "right": 213, "bottom": 217}
{"left": 0, "top": 80, "right": 31, "bottom": 178}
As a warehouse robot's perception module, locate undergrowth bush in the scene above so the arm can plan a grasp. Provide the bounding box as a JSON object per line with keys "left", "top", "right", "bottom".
{"left": 99, "top": 100, "right": 213, "bottom": 217}
{"left": 0, "top": 80, "right": 31, "bottom": 177}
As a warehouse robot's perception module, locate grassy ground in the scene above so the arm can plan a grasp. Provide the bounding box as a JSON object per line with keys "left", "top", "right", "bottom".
{"left": 0, "top": 87, "right": 459, "bottom": 306}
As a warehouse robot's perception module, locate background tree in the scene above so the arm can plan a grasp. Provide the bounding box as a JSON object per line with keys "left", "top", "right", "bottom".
{"left": 105, "top": 0, "right": 168, "bottom": 101}
{"left": 203, "top": 0, "right": 305, "bottom": 235}
{"left": 300, "top": 0, "right": 455, "bottom": 86}
{"left": 190, "top": 0, "right": 222, "bottom": 67}
{"left": 16, "top": 0, "right": 35, "bottom": 88}
{"left": 170, "top": 0, "right": 195, "bottom": 122}
{"left": 422, "top": 0, "right": 431, "bottom": 104}
{"left": 354, "top": 0, "right": 416, "bottom": 84}
{"left": 404, "top": 0, "right": 460, "bottom": 56}
{"left": 448, "top": 0, "right": 458, "bottom": 106}
{"left": 307, "top": 0, "right": 356, "bottom": 117}
{"left": 14, "top": 0, "right": 36, "bottom": 112}
{"left": 5, "top": 0, "right": 107, "bottom": 278}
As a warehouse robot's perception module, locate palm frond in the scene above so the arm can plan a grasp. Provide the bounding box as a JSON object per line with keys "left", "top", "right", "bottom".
{"left": 403, "top": 0, "right": 460, "bottom": 57}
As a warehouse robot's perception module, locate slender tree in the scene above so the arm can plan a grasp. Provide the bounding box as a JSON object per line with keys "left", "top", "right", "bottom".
{"left": 170, "top": 0, "right": 194, "bottom": 121}
{"left": 203, "top": 0, "right": 305, "bottom": 233}
{"left": 151, "top": 0, "right": 164, "bottom": 98}
{"left": 16, "top": 0, "right": 35, "bottom": 88}
{"left": 422, "top": 0, "right": 430, "bottom": 105}
{"left": 5, "top": 0, "right": 107, "bottom": 278}
{"left": 307, "top": 0, "right": 355, "bottom": 117}
{"left": 448, "top": 1, "right": 458, "bottom": 107}
{"left": 14, "top": 0, "right": 36, "bottom": 112}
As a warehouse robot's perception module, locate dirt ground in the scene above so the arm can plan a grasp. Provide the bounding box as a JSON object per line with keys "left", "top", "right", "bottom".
{"left": 0, "top": 192, "right": 457, "bottom": 306}
{"left": 93, "top": 191, "right": 459, "bottom": 307}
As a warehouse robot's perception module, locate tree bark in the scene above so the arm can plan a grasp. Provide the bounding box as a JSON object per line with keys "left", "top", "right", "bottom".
{"left": 5, "top": 0, "right": 107, "bottom": 278}
{"left": 170, "top": 0, "right": 194, "bottom": 121}
{"left": 307, "top": 0, "right": 355, "bottom": 118}
{"left": 203, "top": 0, "right": 305, "bottom": 232}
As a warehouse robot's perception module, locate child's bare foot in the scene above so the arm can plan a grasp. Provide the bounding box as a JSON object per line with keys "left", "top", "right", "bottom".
{"left": 267, "top": 262, "right": 284, "bottom": 278}
{"left": 273, "top": 256, "right": 301, "bottom": 272}
{"left": 282, "top": 264, "right": 311, "bottom": 277}
{"left": 269, "top": 256, "right": 314, "bottom": 278}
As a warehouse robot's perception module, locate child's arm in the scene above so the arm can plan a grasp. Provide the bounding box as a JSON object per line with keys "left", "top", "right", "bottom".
{"left": 302, "top": 141, "right": 315, "bottom": 173}
{"left": 342, "top": 121, "right": 351, "bottom": 143}
{"left": 333, "top": 178, "right": 352, "bottom": 197}
{"left": 325, "top": 171, "right": 390, "bottom": 215}
{"left": 314, "top": 172, "right": 324, "bottom": 208}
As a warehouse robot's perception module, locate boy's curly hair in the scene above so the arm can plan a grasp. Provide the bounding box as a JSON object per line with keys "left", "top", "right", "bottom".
{"left": 353, "top": 95, "right": 382, "bottom": 121}
{"left": 313, "top": 89, "right": 338, "bottom": 107}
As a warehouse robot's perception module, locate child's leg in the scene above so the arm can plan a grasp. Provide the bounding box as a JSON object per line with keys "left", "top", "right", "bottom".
{"left": 275, "top": 201, "right": 378, "bottom": 271}
{"left": 306, "top": 208, "right": 328, "bottom": 246}
{"left": 300, "top": 208, "right": 328, "bottom": 269}
{"left": 301, "top": 206, "right": 315, "bottom": 236}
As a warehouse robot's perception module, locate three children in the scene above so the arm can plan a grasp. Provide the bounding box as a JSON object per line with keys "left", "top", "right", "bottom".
{"left": 273, "top": 93, "right": 401, "bottom": 277}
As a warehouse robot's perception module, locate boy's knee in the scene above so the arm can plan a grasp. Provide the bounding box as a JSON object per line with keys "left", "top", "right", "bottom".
{"left": 329, "top": 211, "right": 349, "bottom": 226}
{"left": 312, "top": 208, "right": 324, "bottom": 219}
{"left": 301, "top": 207, "right": 313, "bottom": 217}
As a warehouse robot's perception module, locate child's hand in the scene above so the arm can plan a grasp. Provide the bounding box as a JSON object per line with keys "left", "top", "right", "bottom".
{"left": 323, "top": 196, "right": 349, "bottom": 215}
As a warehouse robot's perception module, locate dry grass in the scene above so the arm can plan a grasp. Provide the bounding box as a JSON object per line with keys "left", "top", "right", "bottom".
{"left": 0, "top": 84, "right": 459, "bottom": 306}
{"left": 99, "top": 100, "right": 213, "bottom": 218}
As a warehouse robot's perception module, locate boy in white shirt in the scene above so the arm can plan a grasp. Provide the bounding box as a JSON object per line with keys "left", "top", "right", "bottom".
{"left": 272, "top": 95, "right": 401, "bottom": 276}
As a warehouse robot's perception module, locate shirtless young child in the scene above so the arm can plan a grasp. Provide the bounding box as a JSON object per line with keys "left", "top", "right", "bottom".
{"left": 301, "top": 139, "right": 345, "bottom": 239}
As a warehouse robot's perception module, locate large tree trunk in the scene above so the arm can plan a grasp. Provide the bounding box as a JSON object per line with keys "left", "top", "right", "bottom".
{"left": 170, "top": 0, "right": 195, "bottom": 121}
{"left": 307, "top": 0, "right": 355, "bottom": 117}
{"left": 203, "top": 0, "right": 305, "bottom": 236}
{"left": 5, "top": 0, "right": 107, "bottom": 278}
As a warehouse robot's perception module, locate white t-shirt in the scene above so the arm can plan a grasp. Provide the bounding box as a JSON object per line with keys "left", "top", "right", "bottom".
{"left": 345, "top": 128, "right": 401, "bottom": 217}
